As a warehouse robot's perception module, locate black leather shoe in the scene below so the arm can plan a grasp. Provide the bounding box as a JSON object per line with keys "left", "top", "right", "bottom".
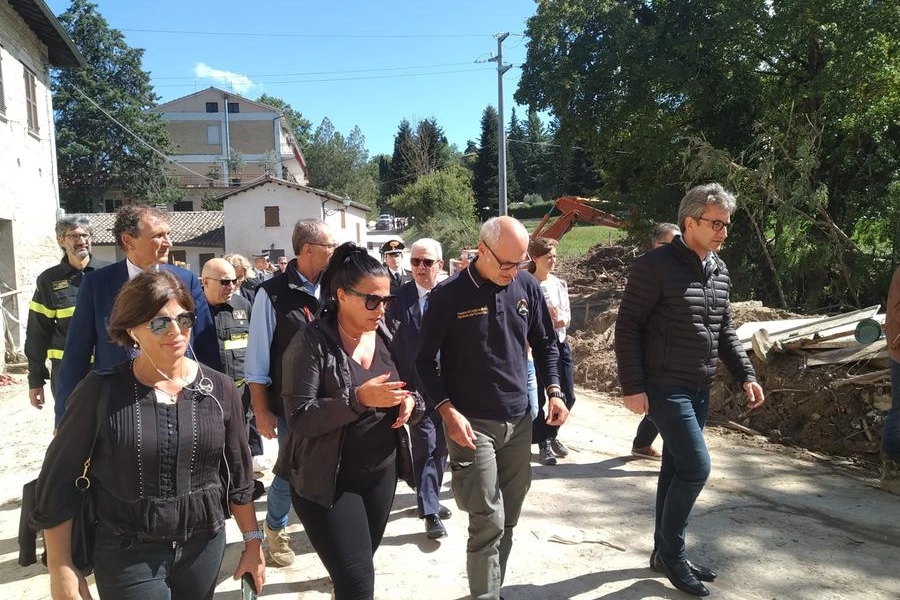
{"left": 425, "top": 515, "right": 447, "bottom": 539}
{"left": 438, "top": 504, "right": 452, "bottom": 519}
{"left": 655, "top": 554, "right": 709, "bottom": 596}
{"left": 651, "top": 549, "right": 717, "bottom": 582}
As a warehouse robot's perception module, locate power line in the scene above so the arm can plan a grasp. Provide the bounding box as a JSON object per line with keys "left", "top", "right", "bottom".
{"left": 63, "top": 79, "right": 218, "bottom": 183}
{"left": 153, "top": 66, "right": 494, "bottom": 88}
{"left": 153, "top": 61, "right": 481, "bottom": 80}
{"left": 122, "top": 28, "right": 504, "bottom": 39}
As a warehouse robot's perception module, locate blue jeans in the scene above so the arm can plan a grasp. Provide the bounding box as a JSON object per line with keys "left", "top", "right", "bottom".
{"left": 93, "top": 525, "right": 225, "bottom": 600}
{"left": 884, "top": 360, "right": 900, "bottom": 459}
{"left": 526, "top": 360, "right": 538, "bottom": 421}
{"left": 267, "top": 413, "right": 292, "bottom": 530}
{"left": 648, "top": 385, "right": 711, "bottom": 563}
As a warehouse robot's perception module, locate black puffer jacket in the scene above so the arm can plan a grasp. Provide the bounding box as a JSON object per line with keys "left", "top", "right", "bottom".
{"left": 614, "top": 236, "right": 756, "bottom": 395}
{"left": 274, "top": 312, "right": 424, "bottom": 508}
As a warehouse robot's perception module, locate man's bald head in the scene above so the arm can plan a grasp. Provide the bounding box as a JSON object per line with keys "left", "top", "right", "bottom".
{"left": 476, "top": 216, "right": 531, "bottom": 287}
{"left": 201, "top": 258, "right": 237, "bottom": 305}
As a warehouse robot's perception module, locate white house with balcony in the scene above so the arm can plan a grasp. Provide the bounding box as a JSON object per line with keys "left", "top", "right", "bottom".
{"left": 0, "top": 0, "right": 85, "bottom": 368}
{"left": 145, "top": 88, "right": 310, "bottom": 211}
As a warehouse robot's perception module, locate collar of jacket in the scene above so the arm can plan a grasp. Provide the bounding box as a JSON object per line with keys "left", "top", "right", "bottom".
{"left": 671, "top": 235, "right": 722, "bottom": 279}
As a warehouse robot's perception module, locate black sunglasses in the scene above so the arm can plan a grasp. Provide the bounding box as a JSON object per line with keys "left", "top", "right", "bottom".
{"left": 410, "top": 257, "right": 437, "bottom": 268}
{"left": 345, "top": 288, "right": 396, "bottom": 310}
{"left": 206, "top": 278, "right": 237, "bottom": 286}
{"left": 147, "top": 312, "right": 195, "bottom": 335}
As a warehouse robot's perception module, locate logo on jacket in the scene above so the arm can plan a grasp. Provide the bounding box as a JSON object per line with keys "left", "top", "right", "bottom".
{"left": 457, "top": 306, "right": 489, "bottom": 319}
{"left": 52, "top": 279, "right": 70, "bottom": 291}
{"left": 516, "top": 299, "right": 529, "bottom": 317}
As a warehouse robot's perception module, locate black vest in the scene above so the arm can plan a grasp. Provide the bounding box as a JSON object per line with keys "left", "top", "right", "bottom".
{"left": 258, "top": 262, "right": 320, "bottom": 415}
{"left": 210, "top": 294, "right": 252, "bottom": 383}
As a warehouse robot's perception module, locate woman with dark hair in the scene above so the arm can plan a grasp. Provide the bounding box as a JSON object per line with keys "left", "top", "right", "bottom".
{"left": 33, "top": 270, "right": 265, "bottom": 600}
{"left": 527, "top": 237, "right": 576, "bottom": 465}
{"left": 277, "top": 241, "right": 423, "bottom": 600}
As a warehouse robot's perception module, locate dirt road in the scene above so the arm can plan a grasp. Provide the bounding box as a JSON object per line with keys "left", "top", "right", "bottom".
{"left": 1, "top": 377, "right": 897, "bottom": 599}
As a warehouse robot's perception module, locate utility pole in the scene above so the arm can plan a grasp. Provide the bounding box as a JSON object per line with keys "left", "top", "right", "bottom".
{"left": 489, "top": 32, "right": 512, "bottom": 216}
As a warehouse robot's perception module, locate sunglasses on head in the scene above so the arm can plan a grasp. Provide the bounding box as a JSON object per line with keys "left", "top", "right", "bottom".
{"left": 147, "top": 312, "right": 195, "bottom": 335}
{"left": 410, "top": 257, "right": 437, "bottom": 268}
{"left": 345, "top": 288, "right": 396, "bottom": 310}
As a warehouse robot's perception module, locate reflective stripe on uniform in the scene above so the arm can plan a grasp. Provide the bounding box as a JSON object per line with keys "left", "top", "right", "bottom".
{"left": 223, "top": 338, "right": 249, "bottom": 350}
{"left": 57, "top": 306, "right": 76, "bottom": 318}
{"left": 47, "top": 349, "right": 64, "bottom": 360}
{"left": 29, "top": 301, "right": 57, "bottom": 319}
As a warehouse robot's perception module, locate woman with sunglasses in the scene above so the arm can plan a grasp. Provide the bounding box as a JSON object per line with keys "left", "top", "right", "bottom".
{"left": 277, "top": 242, "right": 423, "bottom": 600}
{"left": 33, "top": 270, "right": 264, "bottom": 600}
{"left": 527, "top": 237, "right": 576, "bottom": 464}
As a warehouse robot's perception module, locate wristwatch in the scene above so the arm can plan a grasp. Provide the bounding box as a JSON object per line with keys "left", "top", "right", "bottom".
{"left": 242, "top": 529, "right": 265, "bottom": 542}
{"left": 546, "top": 387, "right": 565, "bottom": 401}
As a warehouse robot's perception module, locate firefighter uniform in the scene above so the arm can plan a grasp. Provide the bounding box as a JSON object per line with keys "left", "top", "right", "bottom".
{"left": 209, "top": 293, "right": 263, "bottom": 456}
{"left": 25, "top": 255, "right": 106, "bottom": 397}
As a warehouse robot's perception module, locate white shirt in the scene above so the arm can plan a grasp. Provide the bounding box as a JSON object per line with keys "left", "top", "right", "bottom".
{"left": 539, "top": 274, "right": 571, "bottom": 343}
{"left": 126, "top": 258, "right": 160, "bottom": 280}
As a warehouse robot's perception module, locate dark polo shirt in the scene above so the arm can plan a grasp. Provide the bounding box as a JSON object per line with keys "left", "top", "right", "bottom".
{"left": 415, "top": 258, "right": 560, "bottom": 421}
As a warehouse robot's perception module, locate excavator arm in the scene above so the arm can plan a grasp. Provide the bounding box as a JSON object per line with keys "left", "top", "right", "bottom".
{"left": 531, "top": 196, "right": 624, "bottom": 241}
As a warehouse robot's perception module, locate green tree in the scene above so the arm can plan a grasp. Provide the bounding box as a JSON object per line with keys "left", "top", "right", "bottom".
{"left": 517, "top": 0, "right": 900, "bottom": 309}
{"left": 256, "top": 93, "right": 312, "bottom": 149}
{"left": 54, "top": 0, "right": 173, "bottom": 211}
{"left": 387, "top": 163, "right": 477, "bottom": 225}
{"left": 385, "top": 120, "right": 416, "bottom": 197}
{"left": 472, "top": 106, "right": 500, "bottom": 218}
{"left": 304, "top": 118, "right": 378, "bottom": 207}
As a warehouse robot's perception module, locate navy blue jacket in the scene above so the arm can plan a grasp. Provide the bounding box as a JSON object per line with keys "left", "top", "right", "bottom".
{"left": 55, "top": 260, "right": 220, "bottom": 425}
{"left": 415, "top": 259, "right": 560, "bottom": 421}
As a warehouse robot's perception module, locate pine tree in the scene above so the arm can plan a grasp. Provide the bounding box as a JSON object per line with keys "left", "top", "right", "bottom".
{"left": 54, "top": 0, "right": 174, "bottom": 212}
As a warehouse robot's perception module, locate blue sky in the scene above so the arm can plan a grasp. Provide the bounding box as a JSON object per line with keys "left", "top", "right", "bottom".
{"left": 46, "top": 0, "right": 541, "bottom": 157}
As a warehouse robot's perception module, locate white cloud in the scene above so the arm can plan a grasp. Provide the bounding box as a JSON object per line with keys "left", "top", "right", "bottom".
{"left": 194, "top": 63, "right": 255, "bottom": 95}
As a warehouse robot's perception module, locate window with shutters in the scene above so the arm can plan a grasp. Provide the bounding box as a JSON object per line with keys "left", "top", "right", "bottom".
{"left": 227, "top": 102, "right": 239, "bottom": 113}
{"left": 264, "top": 206, "right": 280, "bottom": 227}
{"left": 23, "top": 67, "right": 38, "bottom": 134}
{"left": 206, "top": 102, "right": 218, "bottom": 113}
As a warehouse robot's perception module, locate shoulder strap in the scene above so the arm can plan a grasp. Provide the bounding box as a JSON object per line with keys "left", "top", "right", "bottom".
{"left": 79, "top": 377, "right": 111, "bottom": 482}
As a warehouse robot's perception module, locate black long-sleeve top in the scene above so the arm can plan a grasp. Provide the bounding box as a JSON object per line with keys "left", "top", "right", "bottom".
{"left": 415, "top": 259, "right": 560, "bottom": 421}
{"left": 32, "top": 361, "right": 254, "bottom": 542}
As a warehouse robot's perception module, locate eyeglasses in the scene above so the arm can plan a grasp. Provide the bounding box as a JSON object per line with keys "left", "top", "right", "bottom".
{"left": 65, "top": 233, "right": 91, "bottom": 241}
{"left": 696, "top": 217, "right": 732, "bottom": 232}
{"left": 483, "top": 242, "right": 531, "bottom": 271}
{"left": 345, "top": 288, "right": 396, "bottom": 310}
{"left": 146, "top": 312, "right": 195, "bottom": 335}
{"left": 308, "top": 241, "right": 338, "bottom": 249}
{"left": 410, "top": 257, "right": 437, "bottom": 268}
{"left": 206, "top": 278, "right": 236, "bottom": 286}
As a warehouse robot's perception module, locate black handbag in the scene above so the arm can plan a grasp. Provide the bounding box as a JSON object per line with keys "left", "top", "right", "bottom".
{"left": 40, "top": 378, "right": 109, "bottom": 575}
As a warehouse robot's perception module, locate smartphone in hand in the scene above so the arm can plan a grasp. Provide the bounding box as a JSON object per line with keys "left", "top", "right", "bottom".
{"left": 241, "top": 573, "right": 257, "bottom": 600}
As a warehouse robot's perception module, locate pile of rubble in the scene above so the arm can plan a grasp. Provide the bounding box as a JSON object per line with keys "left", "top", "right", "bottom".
{"left": 557, "top": 244, "right": 890, "bottom": 468}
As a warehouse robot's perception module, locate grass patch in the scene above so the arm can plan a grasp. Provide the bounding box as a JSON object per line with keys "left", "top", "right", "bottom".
{"left": 523, "top": 220, "right": 626, "bottom": 258}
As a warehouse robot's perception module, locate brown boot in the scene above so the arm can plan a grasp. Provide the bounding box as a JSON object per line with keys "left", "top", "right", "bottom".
{"left": 881, "top": 457, "right": 900, "bottom": 495}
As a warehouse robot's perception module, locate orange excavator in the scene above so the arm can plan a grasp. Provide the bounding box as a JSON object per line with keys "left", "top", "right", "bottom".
{"left": 531, "top": 196, "right": 625, "bottom": 241}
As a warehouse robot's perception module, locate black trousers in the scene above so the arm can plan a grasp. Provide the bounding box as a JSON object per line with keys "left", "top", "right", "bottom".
{"left": 291, "top": 462, "right": 397, "bottom": 600}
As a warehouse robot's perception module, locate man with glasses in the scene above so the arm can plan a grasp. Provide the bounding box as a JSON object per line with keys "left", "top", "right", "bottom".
{"left": 416, "top": 216, "right": 568, "bottom": 600}
{"left": 25, "top": 216, "right": 108, "bottom": 414}
{"left": 615, "top": 183, "right": 765, "bottom": 597}
{"left": 388, "top": 238, "right": 453, "bottom": 539}
{"left": 246, "top": 218, "right": 336, "bottom": 567}
{"left": 55, "top": 205, "right": 219, "bottom": 427}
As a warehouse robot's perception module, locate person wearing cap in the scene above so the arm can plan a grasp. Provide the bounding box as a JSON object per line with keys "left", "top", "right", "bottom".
{"left": 380, "top": 239, "right": 410, "bottom": 295}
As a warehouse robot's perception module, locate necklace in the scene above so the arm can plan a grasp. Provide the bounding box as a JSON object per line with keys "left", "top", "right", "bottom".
{"left": 337, "top": 320, "right": 361, "bottom": 342}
